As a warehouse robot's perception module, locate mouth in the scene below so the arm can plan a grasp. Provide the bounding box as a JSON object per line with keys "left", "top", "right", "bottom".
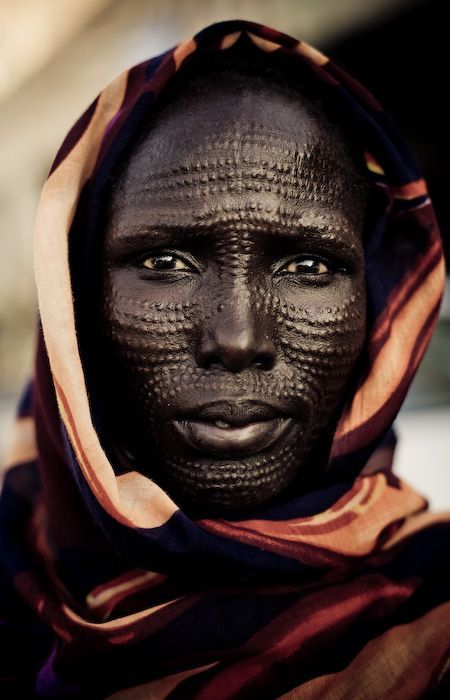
{"left": 171, "top": 400, "right": 296, "bottom": 456}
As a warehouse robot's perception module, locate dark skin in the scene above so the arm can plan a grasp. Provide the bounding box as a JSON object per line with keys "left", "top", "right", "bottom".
{"left": 99, "top": 74, "right": 369, "bottom": 517}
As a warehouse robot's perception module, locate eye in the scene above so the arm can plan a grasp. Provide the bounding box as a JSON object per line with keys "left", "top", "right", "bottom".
{"left": 141, "top": 253, "right": 192, "bottom": 272}
{"left": 281, "top": 257, "right": 332, "bottom": 275}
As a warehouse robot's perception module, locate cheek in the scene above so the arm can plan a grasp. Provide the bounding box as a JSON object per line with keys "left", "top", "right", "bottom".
{"left": 100, "top": 270, "right": 199, "bottom": 398}
{"left": 274, "top": 281, "right": 366, "bottom": 407}
{"left": 102, "top": 270, "right": 195, "bottom": 354}
{"left": 276, "top": 288, "right": 366, "bottom": 360}
{"left": 268, "top": 274, "right": 366, "bottom": 435}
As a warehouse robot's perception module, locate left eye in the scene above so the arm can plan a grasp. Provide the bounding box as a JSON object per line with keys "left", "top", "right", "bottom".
{"left": 282, "top": 257, "right": 331, "bottom": 275}
{"left": 141, "top": 253, "right": 191, "bottom": 271}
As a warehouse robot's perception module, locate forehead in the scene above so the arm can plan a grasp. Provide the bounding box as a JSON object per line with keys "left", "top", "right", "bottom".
{"left": 107, "top": 86, "right": 367, "bottom": 241}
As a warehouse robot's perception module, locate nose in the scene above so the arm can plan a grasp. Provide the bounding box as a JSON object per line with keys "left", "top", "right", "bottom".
{"left": 196, "top": 290, "right": 276, "bottom": 372}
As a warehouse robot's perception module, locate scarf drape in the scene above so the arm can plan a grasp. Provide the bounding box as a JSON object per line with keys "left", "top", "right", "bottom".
{"left": 1, "top": 19, "right": 449, "bottom": 699}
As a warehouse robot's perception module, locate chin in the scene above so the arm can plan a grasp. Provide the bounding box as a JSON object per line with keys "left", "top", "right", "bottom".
{"left": 145, "top": 432, "right": 310, "bottom": 517}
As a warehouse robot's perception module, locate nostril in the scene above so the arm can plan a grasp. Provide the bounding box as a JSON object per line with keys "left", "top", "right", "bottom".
{"left": 201, "top": 354, "right": 222, "bottom": 371}
{"left": 254, "top": 353, "right": 275, "bottom": 371}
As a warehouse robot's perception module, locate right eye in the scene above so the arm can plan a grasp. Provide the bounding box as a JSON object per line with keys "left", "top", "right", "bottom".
{"left": 141, "top": 253, "right": 192, "bottom": 271}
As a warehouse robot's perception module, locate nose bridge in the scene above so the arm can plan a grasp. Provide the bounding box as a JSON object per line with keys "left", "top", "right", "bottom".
{"left": 216, "top": 280, "right": 255, "bottom": 342}
{"left": 197, "top": 273, "right": 275, "bottom": 372}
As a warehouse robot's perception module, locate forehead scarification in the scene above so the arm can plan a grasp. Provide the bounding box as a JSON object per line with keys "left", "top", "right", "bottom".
{"left": 108, "top": 143, "right": 365, "bottom": 239}
{"left": 111, "top": 132, "right": 363, "bottom": 208}
{"left": 105, "top": 81, "right": 370, "bottom": 249}
{"left": 122, "top": 134, "right": 343, "bottom": 186}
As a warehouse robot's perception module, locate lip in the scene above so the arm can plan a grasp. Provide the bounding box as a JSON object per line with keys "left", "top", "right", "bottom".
{"left": 172, "top": 416, "right": 295, "bottom": 456}
{"left": 177, "top": 399, "right": 287, "bottom": 426}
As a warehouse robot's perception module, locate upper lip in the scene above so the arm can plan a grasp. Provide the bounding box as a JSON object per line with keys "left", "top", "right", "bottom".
{"left": 176, "top": 400, "right": 288, "bottom": 426}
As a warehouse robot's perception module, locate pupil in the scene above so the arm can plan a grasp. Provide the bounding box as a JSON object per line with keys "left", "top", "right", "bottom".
{"left": 155, "top": 254, "right": 175, "bottom": 269}
{"left": 298, "top": 259, "right": 318, "bottom": 272}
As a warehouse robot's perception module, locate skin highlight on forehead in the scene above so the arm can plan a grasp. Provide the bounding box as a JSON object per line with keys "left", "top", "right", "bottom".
{"left": 110, "top": 109, "right": 366, "bottom": 216}
{"left": 98, "top": 72, "right": 370, "bottom": 516}
{"left": 110, "top": 148, "right": 360, "bottom": 239}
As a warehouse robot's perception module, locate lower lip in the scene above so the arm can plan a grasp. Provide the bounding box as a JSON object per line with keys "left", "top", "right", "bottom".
{"left": 172, "top": 417, "right": 295, "bottom": 456}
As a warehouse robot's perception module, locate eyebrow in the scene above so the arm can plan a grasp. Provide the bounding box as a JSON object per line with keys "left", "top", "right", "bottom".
{"left": 109, "top": 218, "right": 360, "bottom": 259}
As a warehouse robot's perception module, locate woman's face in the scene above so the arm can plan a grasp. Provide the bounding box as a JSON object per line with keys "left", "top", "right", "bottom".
{"left": 100, "top": 80, "right": 368, "bottom": 516}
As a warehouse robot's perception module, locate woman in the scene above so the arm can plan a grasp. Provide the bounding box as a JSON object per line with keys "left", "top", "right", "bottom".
{"left": 1, "top": 18, "right": 449, "bottom": 698}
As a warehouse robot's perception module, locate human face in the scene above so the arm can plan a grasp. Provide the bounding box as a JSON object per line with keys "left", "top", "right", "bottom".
{"left": 99, "top": 82, "right": 368, "bottom": 517}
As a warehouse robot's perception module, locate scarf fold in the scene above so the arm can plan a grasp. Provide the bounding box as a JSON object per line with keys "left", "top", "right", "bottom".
{"left": 1, "top": 18, "right": 449, "bottom": 699}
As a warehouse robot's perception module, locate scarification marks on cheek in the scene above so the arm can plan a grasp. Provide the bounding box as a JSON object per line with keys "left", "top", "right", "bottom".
{"left": 103, "top": 271, "right": 364, "bottom": 381}
{"left": 111, "top": 312, "right": 195, "bottom": 335}
{"left": 102, "top": 290, "right": 195, "bottom": 365}
{"left": 104, "top": 291, "right": 198, "bottom": 332}
{"left": 108, "top": 293, "right": 199, "bottom": 317}
{"left": 272, "top": 288, "right": 365, "bottom": 381}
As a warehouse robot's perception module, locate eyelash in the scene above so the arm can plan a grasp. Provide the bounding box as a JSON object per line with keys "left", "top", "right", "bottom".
{"left": 136, "top": 250, "right": 346, "bottom": 277}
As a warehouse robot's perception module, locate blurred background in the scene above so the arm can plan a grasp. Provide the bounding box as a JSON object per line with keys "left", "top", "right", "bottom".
{"left": 0, "top": 0, "right": 448, "bottom": 507}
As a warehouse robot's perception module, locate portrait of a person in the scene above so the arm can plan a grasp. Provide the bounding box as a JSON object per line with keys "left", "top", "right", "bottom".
{"left": 0, "top": 18, "right": 449, "bottom": 698}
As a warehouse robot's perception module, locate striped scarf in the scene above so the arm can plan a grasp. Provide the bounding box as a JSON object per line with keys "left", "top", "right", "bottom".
{"left": 1, "top": 19, "right": 449, "bottom": 699}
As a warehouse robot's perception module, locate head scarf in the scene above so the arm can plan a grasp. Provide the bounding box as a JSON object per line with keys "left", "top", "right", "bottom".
{"left": 1, "top": 19, "right": 449, "bottom": 699}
